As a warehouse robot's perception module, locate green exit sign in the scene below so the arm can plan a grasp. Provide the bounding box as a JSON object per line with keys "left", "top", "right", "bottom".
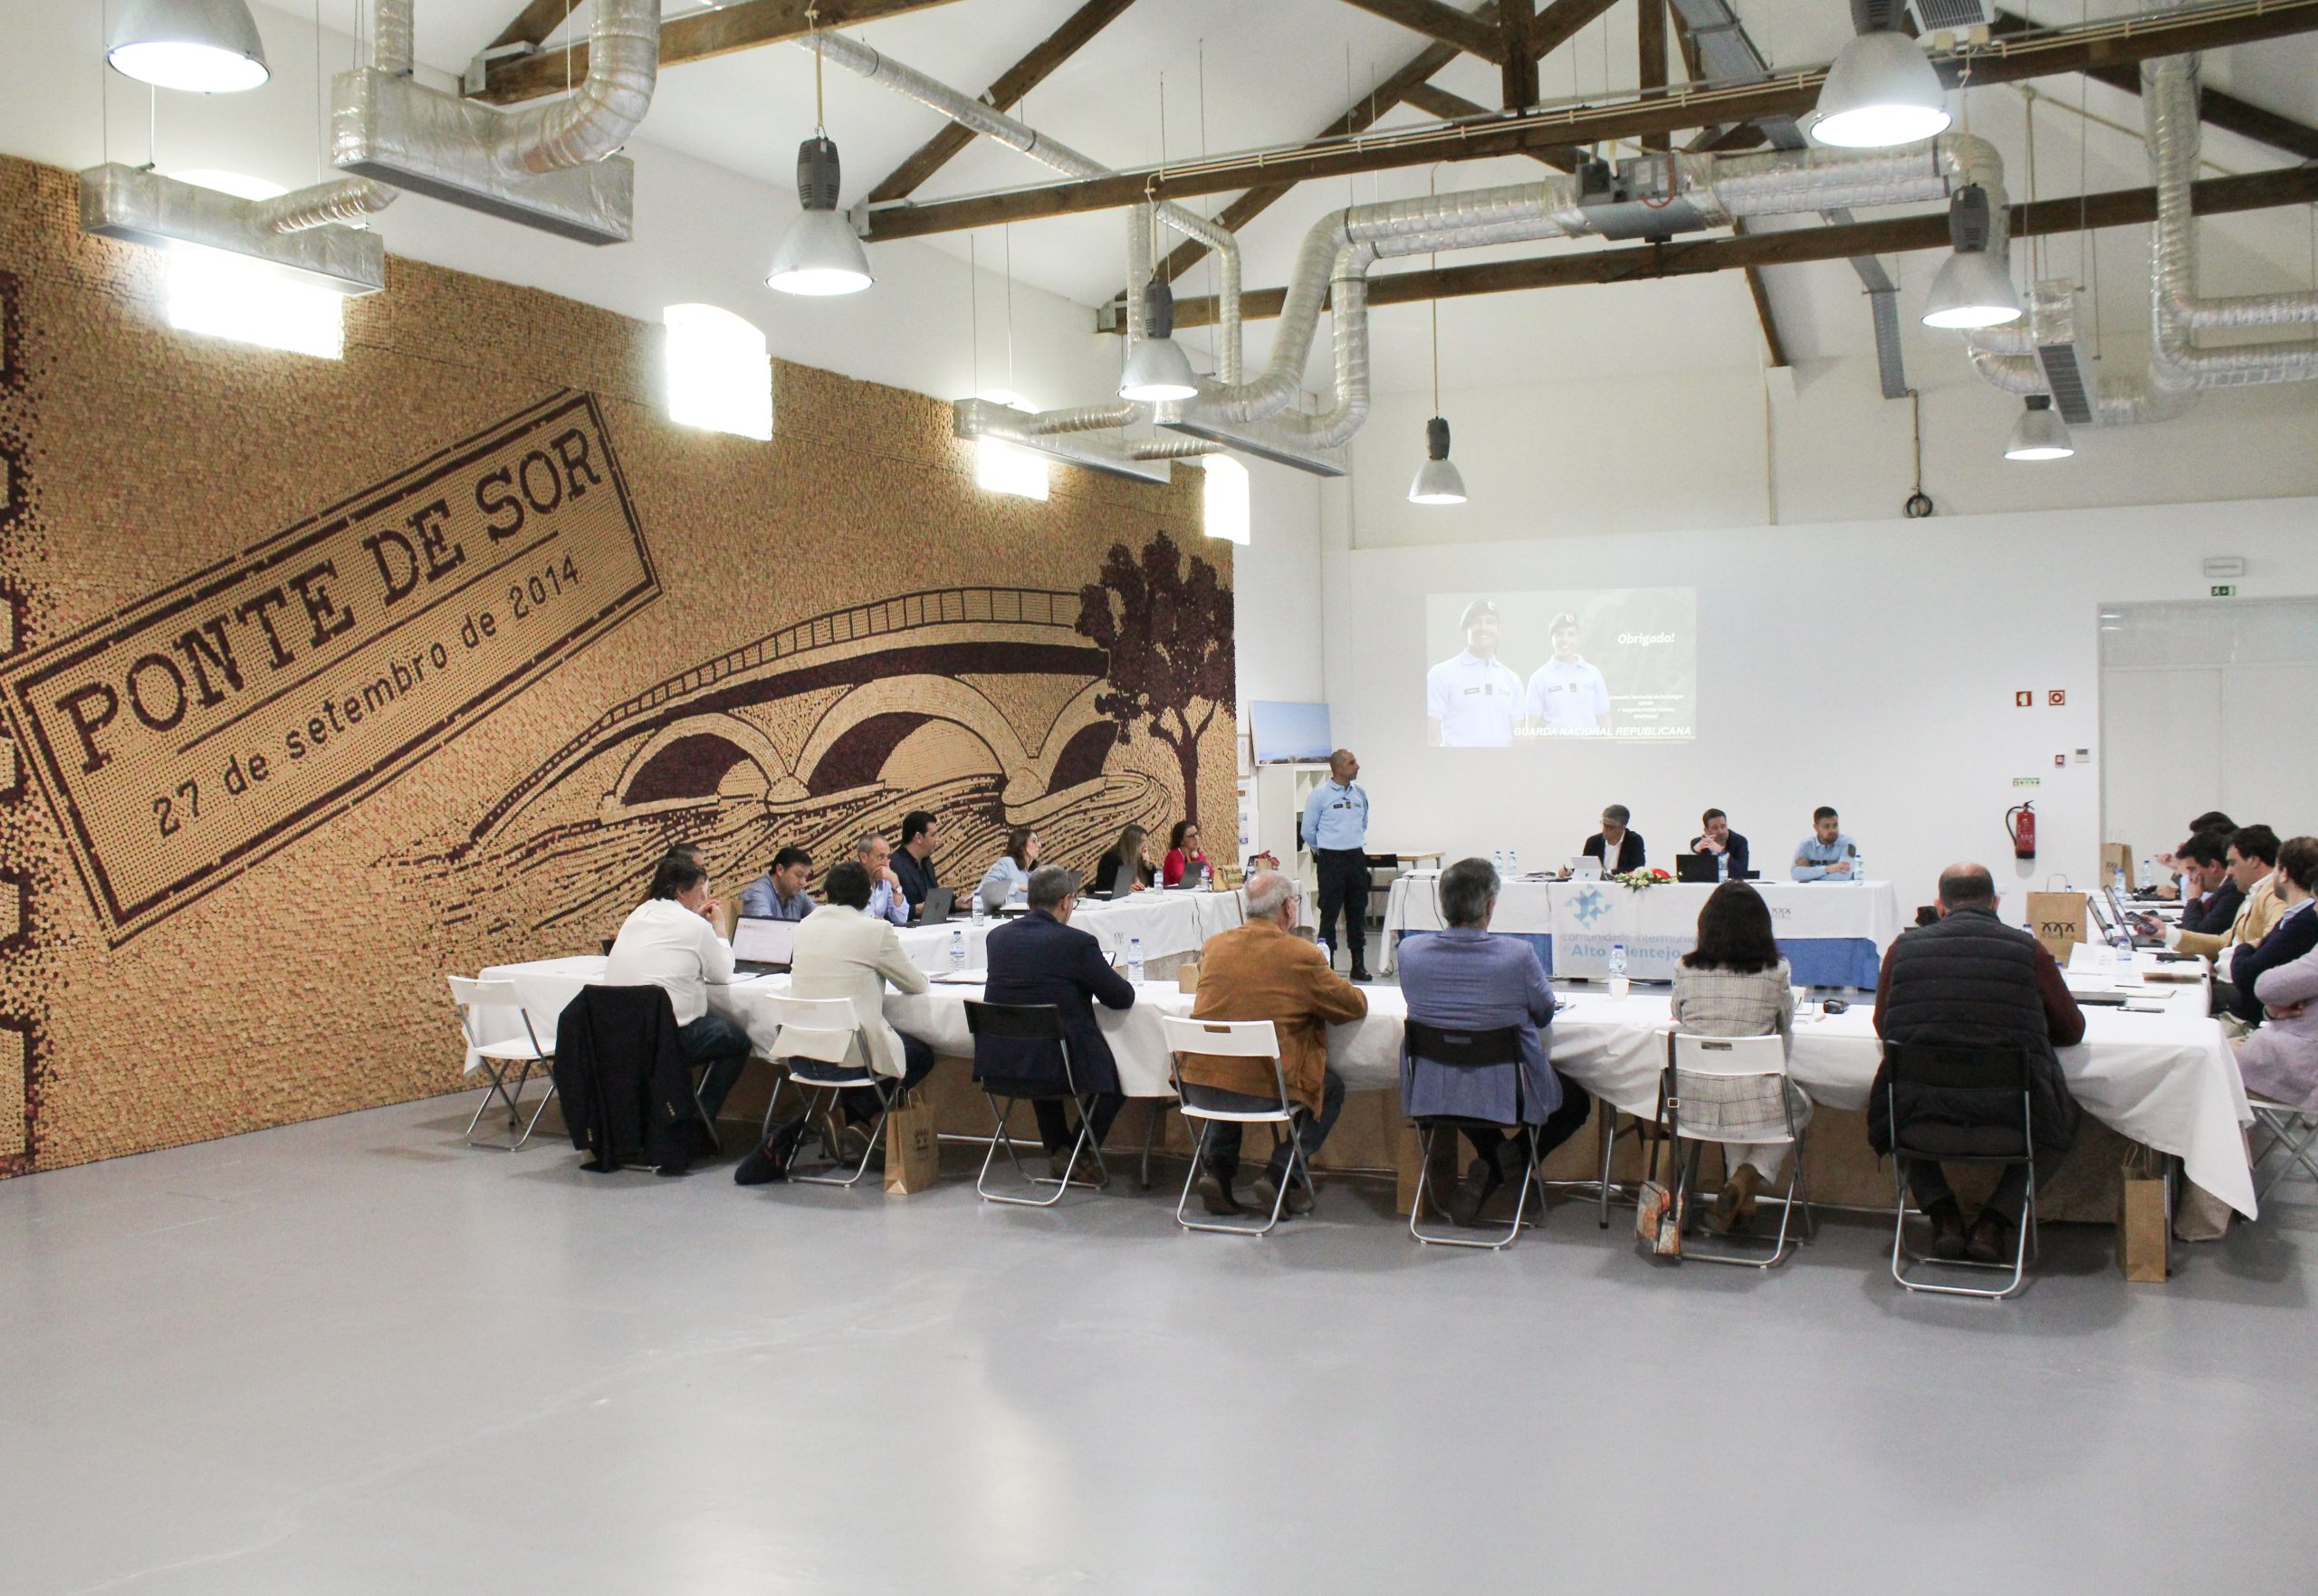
{"left": 2211, "top": 584, "right": 2237, "bottom": 597}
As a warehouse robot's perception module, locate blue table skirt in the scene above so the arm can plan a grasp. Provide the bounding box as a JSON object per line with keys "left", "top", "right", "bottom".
{"left": 1394, "top": 931, "right": 1882, "bottom": 991}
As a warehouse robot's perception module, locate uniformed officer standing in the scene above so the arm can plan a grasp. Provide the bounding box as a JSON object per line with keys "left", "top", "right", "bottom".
{"left": 1425, "top": 599, "right": 1524, "bottom": 747}
{"left": 1301, "top": 748, "right": 1374, "bottom": 981}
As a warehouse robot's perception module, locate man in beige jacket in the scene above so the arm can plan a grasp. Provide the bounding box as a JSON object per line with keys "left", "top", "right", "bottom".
{"left": 1179, "top": 870, "right": 1368, "bottom": 1216}
{"left": 2162, "top": 827, "right": 2283, "bottom": 1022}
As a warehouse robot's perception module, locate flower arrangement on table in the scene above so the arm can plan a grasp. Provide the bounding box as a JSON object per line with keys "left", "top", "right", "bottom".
{"left": 1611, "top": 867, "right": 1673, "bottom": 893}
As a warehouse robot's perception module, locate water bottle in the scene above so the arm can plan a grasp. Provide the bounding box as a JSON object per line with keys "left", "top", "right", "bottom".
{"left": 1128, "top": 936, "right": 1145, "bottom": 983}
{"left": 2141, "top": 857, "right": 2155, "bottom": 895}
{"left": 971, "top": 887, "right": 986, "bottom": 927}
{"left": 1317, "top": 938, "right": 1333, "bottom": 972}
{"left": 1716, "top": 850, "right": 1729, "bottom": 883}
{"left": 2112, "top": 921, "right": 2135, "bottom": 976}
{"left": 1493, "top": 849, "right": 1505, "bottom": 877}
{"left": 1509, "top": 846, "right": 1520, "bottom": 878}
{"left": 1853, "top": 849, "right": 1864, "bottom": 885}
{"left": 1609, "top": 942, "right": 1627, "bottom": 979}
{"left": 948, "top": 928, "right": 965, "bottom": 975}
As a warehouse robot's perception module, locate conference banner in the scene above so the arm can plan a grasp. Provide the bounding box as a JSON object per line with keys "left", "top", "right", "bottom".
{"left": 0, "top": 391, "right": 659, "bottom": 944}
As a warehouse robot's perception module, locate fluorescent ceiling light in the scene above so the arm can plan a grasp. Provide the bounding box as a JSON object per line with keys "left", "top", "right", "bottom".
{"left": 108, "top": 0, "right": 270, "bottom": 93}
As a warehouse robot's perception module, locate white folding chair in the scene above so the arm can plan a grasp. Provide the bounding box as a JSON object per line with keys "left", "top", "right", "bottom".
{"left": 761, "top": 994, "right": 896, "bottom": 1189}
{"left": 1159, "top": 1016, "right": 1308, "bottom": 1237}
{"left": 448, "top": 977, "right": 557, "bottom": 1151}
{"left": 1659, "top": 1033, "right": 1814, "bottom": 1269}
{"left": 2248, "top": 1096, "right": 2318, "bottom": 1203}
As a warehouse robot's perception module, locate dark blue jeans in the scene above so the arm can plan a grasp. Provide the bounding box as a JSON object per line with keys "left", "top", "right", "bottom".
{"left": 680, "top": 1011, "right": 753, "bottom": 1119}
{"left": 1185, "top": 1068, "right": 1346, "bottom": 1186}
{"left": 778, "top": 1033, "right": 937, "bottom": 1126}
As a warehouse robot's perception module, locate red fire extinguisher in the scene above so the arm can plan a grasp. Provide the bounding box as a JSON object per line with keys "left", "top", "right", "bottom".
{"left": 2006, "top": 800, "right": 2037, "bottom": 861}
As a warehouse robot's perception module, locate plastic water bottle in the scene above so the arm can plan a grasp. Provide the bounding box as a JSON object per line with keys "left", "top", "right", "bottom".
{"left": 971, "top": 888, "right": 986, "bottom": 926}
{"left": 1609, "top": 942, "right": 1626, "bottom": 980}
{"left": 948, "top": 928, "right": 965, "bottom": 975}
{"left": 1716, "top": 850, "right": 1729, "bottom": 883}
{"left": 1493, "top": 849, "right": 1505, "bottom": 877}
{"left": 1853, "top": 849, "right": 1865, "bottom": 885}
{"left": 2141, "top": 857, "right": 2155, "bottom": 895}
{"left": 1128, "top": 936, "right": 1145, "bottom": 984}
{"left": 2112, "top": 921, "right": 2135, "bottom": 976}
{"left": 1317, "top": 938, "right": 1333, "bottom": 972}
{"left": 1509, "top": 846, "right": 1520, "bottom": 878}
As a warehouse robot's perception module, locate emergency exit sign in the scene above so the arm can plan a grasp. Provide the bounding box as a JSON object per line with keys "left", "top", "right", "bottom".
{"left": 2211, "top": 584, "right": 2237, "bottom": 597}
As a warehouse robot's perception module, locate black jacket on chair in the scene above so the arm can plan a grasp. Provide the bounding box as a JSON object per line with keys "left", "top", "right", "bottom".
{"left": 977, "top": 910, "right": 1135, "bottom": 1097}
{"left": 552, "top": 984, "right": 697, "bottom": 1174}
{"left": 1582, "top": 831, "right": 1647, "bottom": 874}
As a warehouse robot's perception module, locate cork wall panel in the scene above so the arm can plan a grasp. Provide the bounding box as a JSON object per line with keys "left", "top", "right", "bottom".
{"left": 0, "top": 157, "right": 1235, "bottom": 1176}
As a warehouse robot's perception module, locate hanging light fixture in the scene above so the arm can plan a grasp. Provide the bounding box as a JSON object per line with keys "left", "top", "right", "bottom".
{"left": 1920, "top": 184, "right": 2021, "bottom": 329}
{"left": 1810, "top": 0, "right": 1949, "bottom": 148}
{"left": 106, "top": 0, "right": 270, "bottom": 94}
{"left": 2004, "top": 395, "right": 2075, "bottom": 460}
{"left": 1118, "top": 278, "right": 1200, "bottom": 401}
{"left": 767, "top": 15, "right": 872, "bottom": 296}
{"left": 1409, "top": 183, "right": 1466, "bottom": 506}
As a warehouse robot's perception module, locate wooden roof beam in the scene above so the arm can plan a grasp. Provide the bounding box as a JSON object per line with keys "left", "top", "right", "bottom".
{"left": 1336, "top": 0, "right": 1509, "bottom": 62}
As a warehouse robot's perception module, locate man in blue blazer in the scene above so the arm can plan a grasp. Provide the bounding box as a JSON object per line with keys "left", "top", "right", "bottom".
{"left": 979, "top": 865, "right": 1137, "bottom": 1180}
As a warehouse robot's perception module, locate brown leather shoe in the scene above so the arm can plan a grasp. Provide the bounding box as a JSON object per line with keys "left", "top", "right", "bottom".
{"left": 1705, "top": 1163, "right": 1762, "bottom": 1237}
{"left": 1967, "top": 1212, "right": 2009, "bottom": 1265}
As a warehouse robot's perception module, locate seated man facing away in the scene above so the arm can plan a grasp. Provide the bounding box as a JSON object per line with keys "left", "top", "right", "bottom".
{"left": 737, "top": 861, "right": 934, "bottom": 1183}
{"left": 1177, "top": 870, "right": 1368, "bottom": 1217}
{"left": 1791, "top": 806, "right": 1859, "bottom": 882}
{"left": 1689, "top": 808, "right": 1750, "bottom": 879}
{"left": 1399, "top": 856, "right": 1593, "bottom": 1227}
{"left": 2173, "top": 831, "right": 2241, "bottom": 937}
{"left": 854, "top": 831, "right": 913, "bottom": 928}
{"left": 979, "top": 865, "right": 1136, "bottom": 1180}
{"left": 740, "top": 846, "right": 816, "bottom": 922}
{"left": 604, "top": 853, "right": 752, "bottom": 1138}
{"left": 1871, "top": 863, "right": 2084, "bottom": 1264}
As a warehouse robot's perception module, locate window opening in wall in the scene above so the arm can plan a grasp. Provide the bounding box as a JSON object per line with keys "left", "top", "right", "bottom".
{"left": 163, "top": 171, "right": 346, "bottom": 360}
{"left": 972, "top": 390, "right": 1047, "bottom": 502}
{"left": 1202, "top": 454, "right": 1250, "bottom": 543}
{"left": 664, "top": 303, "right": 773, "bottom": 441}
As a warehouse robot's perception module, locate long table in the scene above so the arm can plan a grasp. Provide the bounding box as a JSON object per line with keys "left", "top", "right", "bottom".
{"left": 474, "top": 947, "right": 2255, "bottom": 1219}
{"left": 886, "top": 888, "right": 1245, "bottom": 975}
{"left": 1383, "top": 874, "right": 1902, "bottom": 989}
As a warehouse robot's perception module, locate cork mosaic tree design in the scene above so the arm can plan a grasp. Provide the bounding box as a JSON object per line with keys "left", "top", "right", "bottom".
{"left": 1076, "top": 530, "right": 1233, "bottom": 826}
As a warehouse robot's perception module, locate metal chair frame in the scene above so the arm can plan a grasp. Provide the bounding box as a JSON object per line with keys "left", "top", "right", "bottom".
{"left": 1884, "top": 1043, "right": 2040, "bottom": 1300}
{"left": 1402, "top": 1020, "right": 1546, "bottom": 1251}
{"left": 965, "top": 999, "right": 1109, "bottom": 1206}
{"left": 759, "top": 995, "right": 895, "bottom": 1189}
{"left": 1159, "top": 1017, "right": 1310, "bottom": 1238}
{"left": 1658, "top": 1032, "right": 1815, "bottom": 1270}
{"left": 449, "top": 977, "right": 558, "bottom": 1151}
{"left": 2249, "top": 1096, "right": 2318, "bottom": 1203}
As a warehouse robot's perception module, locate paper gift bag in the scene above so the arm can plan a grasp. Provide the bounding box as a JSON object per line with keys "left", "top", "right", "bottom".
{"left": 2026, "top": 891, "right": 2087, "bottom": 963}
{"left": 2101, "top": 843, "right": 2134, "bottom": 889}
{"left": 883, "top": 1094, "right": 940, "bottom": 1195}
{"left": 2117, "top": 1143, "right": 2171, "bottom": 1282}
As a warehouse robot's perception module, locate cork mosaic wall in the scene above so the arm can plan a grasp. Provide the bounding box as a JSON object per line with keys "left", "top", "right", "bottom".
{"left": 0, "top": 156, "right": 1233, "bottom": 1177}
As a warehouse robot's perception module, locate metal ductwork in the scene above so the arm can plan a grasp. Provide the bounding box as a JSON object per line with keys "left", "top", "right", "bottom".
{"left": 954, "top": 397, "right": 1172, "bottom": 483}
{"left": 78, "top": 164, "right": 392, "bottom": 295}
{"left": 334, "top": 0, "right": 658, "bottom": 245}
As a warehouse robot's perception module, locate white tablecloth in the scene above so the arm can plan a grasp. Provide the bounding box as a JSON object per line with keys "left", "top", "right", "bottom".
{"left": 1383, "top": 875, "right": 1901, "bottom": 988}
{"left": 887, "top": 889, "right": 1245, "bottom": 975}
{"left": 474, "top": 946, "right": 2256, "bottom": 1218}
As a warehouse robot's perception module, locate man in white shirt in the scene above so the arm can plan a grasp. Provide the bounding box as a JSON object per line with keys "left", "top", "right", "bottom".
{"left": 1426, "top": 599, "right": 1525, "bottom": 747}
{"left": 604, "top": 854, "right": 752, "bottom": 1126}
{"left": 1523, "top": 612, "right": 1612, "bottom": 735}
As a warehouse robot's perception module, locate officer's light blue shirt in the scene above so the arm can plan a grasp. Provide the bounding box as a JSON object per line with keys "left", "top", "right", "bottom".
{"left": 1791, "top": 832, "right": 1859, "bottom": 882}
{"left": 867, "top": 878, "right": 911, "bottom": 925}
{"left": 1303, "top": 779, "right": 1370, "bottom": 852}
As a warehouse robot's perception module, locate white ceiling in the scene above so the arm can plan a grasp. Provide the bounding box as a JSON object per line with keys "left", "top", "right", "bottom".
{"left": 277, "top": 2, "right": 2318, "bottom": 394}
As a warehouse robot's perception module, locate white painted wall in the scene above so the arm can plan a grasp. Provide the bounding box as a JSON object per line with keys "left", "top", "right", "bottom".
{"left": 1317, "top": 495, "right": 2318, "bottom": 924}
{"left": 1234, "top": 464, "right": 1325, "bottom": 717}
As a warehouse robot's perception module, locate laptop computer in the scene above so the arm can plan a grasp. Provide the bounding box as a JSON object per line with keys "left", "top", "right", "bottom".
{"left": 1568, "top": 855, "right": 1602, "bottom": 881}
{"left": 1673, "top": 854, "right": 1718, "bottom": 884}
{"left": 916, "top": 886, "right": 956, "bottom": 926}
{"left": 731, "top": 916, "right": 797, "bottom": 975}
{"left": 1171, "top": 858, "right": 1210, "bottom": 891}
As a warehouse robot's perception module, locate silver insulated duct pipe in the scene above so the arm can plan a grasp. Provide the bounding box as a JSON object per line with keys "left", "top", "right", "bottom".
{"left": 335, "top": 0, "right": 659, "bottom": 245}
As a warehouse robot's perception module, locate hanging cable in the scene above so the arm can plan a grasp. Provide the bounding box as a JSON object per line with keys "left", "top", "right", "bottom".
{"left": 1904, "top": 389, "right": 1934, "bottom": 519}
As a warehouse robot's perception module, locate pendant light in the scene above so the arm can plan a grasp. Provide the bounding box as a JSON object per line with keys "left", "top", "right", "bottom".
{"left": 1118, "top": 278, "right": 1200, "bottom": 402}
{"left": 1810, "top": 0, "right": 1949, "bottom": 148}
{"left": 767, "top": 15, "right": 872, "bottom": 296}
{"left": 1920, "top": 184, "right": 2021, "bottom": 329}
{"left": 106, "top": 0, "right": 270, "bottom": 94}
{"left": 2004, "top": 395, "right": 2075, "bottom": 460}
{"left": 1408, "top": 181, "right": 1466, "bottom": 506}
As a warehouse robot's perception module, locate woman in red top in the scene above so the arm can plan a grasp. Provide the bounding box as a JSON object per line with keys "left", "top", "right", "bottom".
{"left": 1163, "top": 820, "right": 1211, "bottom": 887}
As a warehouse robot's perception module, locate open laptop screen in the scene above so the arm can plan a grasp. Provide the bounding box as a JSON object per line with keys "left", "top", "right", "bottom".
{"left": 732, "top": 917, "right": 798, "bottom": 966}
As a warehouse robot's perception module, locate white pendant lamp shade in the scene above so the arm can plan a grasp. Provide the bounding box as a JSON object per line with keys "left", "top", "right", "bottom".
{"left": 1118, "top": 279, "right": 1200, "bottom": 402}
{"left": 1811, "top": 29, "right": 1949, "bottom": 148}
{"left": 1408, "top": 416, "right": 1467, "bottom": 505}
{"left": 1921, "top": 239, "right": 2021, "bottom": 329}
{"left": 107, "top": 0, "right": 270, "bottom": 93}
{"left": 769, "top": 137, "right": 872, "bottom": 296}
{"left": 2005, "top": 395, "right": 2075, "bottom": 461}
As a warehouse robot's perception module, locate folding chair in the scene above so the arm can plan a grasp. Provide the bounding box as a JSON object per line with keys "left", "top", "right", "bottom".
{"left": 1403, "top": 1020, "right": 1543, "bottom": 1251}
{"left": 448, "top": 977, "right": 557, "bottom": 1151}
{"left": 761, "top": 994, "right": 896, "bottom": 1189}
{"left": 1595, "top": 1105, "right": 1661, "bottom": 1228}
{"left": 1884, "top": 1042, "right": 2040, "bottom": 1300}
{"left": 1158, "top": 1016, "right": 1308, "bottom": 1237}
{"left": 1659, "top": 1033, "right": 1814, "bottom": 1269}
{"left": 965, "top": 1000, "right": 1107, "bottom": 1206}
{"left": 2248, "top": 1096, "right": 2318, "bottom": 1204}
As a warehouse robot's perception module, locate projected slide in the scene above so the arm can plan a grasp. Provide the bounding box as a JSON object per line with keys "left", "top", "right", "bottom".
{"left": 1423, "top": 588, "right": 1697, "bottom": 745}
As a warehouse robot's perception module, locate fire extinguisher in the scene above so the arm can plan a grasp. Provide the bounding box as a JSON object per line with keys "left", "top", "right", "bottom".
{"left": 2006, "top": 800, "right": 2037, "bottom": 861}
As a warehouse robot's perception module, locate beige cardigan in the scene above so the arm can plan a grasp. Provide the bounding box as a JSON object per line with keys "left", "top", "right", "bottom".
{"left": 787, "top": 903, "right": 930, "bottom": 1076}
{"left": 2176, "top": 874, "right": 2281, "bottom": 960}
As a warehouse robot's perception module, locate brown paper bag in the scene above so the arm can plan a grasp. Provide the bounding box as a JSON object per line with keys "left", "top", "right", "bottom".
{"left": 2101, "top": 843, "right": 2134, "bottom": 889}
{"left": 2116, "top": 1143, "right": 2171, "bottom": 1282}
{"left": 883, "top": 1094, "right": 939, "bottom": 1195}
{"left": 2026, "top": 891, "right": 2087, "bottom": 963}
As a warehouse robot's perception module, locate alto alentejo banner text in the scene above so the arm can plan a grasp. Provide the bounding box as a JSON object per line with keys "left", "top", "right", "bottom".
{"left": 1, "top": 391, "right": 659, "bottom": 943}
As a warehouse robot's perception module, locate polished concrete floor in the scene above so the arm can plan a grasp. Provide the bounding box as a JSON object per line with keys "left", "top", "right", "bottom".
{"left": 4, "top": 1096, "right": 2313, "bottom": 1595}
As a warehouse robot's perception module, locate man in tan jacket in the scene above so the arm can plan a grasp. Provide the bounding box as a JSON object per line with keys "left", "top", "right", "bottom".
{"left": 2162, "top": 827, "right": 2283, "bottom": 1020}
{"left": 1179, "top": 870, "right": 1368, "bottom": 1216}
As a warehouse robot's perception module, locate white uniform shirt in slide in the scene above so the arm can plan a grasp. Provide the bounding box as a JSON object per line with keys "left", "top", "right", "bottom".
{"left": 1426, "top": 649, "right": 1525, "bottom": 746}
{"left": 1525, "top": 655, "right": 1610, "bottom": 730}
{"left": 604, "top": 898, "right": 733, "bottom": 1026}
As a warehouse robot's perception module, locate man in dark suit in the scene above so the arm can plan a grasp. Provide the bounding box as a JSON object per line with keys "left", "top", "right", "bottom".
{"left": 978, "top": 865, "right": 1136, "bottom": 1180}
{"left": 1580, "top": 804, "right": 1646, "bottom": 874}
{"left": 1689, "top": 808, "right": 1750, "bottom": 879}
{"left": 2175, "top": 832, "right": 2243, "bottom": 936}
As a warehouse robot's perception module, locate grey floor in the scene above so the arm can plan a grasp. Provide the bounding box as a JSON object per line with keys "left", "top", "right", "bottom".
{"left": 4, "top": 1097, "right": 2313, "bottom": 1596}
